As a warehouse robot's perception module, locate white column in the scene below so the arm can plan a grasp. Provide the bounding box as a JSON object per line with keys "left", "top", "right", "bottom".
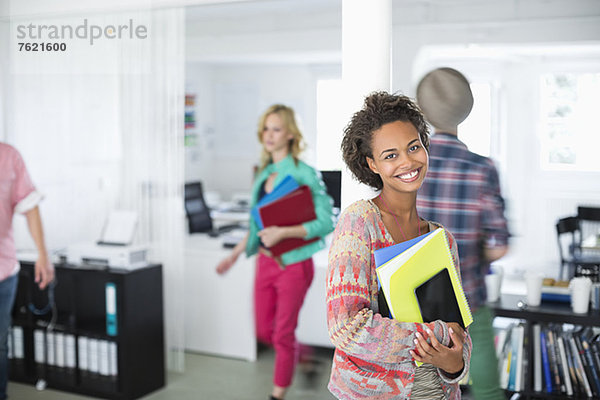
{"left": 340, "top": 0, "right": 392, "bottom": 209}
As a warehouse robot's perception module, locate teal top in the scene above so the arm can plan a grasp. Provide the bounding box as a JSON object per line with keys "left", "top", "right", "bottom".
{"left": 245, "top": 154, "right": 335, "bottom": 266}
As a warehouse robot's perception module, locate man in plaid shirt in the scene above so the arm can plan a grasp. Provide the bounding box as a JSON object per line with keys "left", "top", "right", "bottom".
{"left": 416, "top": 68, "right": 510, "bottom": 400}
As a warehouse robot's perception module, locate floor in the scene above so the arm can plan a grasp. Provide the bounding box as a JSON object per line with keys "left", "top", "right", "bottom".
{"left": 8, "top": 346, "right": 337, "bottom": 400}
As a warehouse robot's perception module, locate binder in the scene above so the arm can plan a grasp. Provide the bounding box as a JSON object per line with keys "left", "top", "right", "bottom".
{"left": 65, "top": 334, "right": 76, "bottom": 370}
{"left": 88, "top": 338, "right": 99, "bottom": 375}
{"left": 78, "top": 336, "right": 89, "bottom": 373}
{"left": 34, "top": 329, "right": 46, "bottom": 377}
{"left": 251, "top": 175, "right": 299, "bottom": 229}
{"left": 12, "top": 326, "right": 24, "bottom": 360}
{"left": 55, "top": 332, "right": 65, "bottom": 369}
{"left": 46, "top": 331, "right": 56, "bottom": 380}
{"left": 106, "top": 283, "right": 118, "bottom": 336}
{"left": 64, "top": 333, "right": 77, "bottom": 385}
{"left": 108, "top": 341, "right": 119, "bottom": 392}
{"left": 108, "top": 341, "right": 118, "bottom": 377}
{"left": 98, "top": 340, "right": 110, "bottom": 376}
{"left": 375, "top": 228, "right": 473, "bottom": 328}
{"left": 7, "top": 327, "right": 13, "bottom": 360}
{"left": 258, "top": 185, "right": 318, "bottom": 257}
{"left": 11, "top": 326, "right": 25, "bottom": 378}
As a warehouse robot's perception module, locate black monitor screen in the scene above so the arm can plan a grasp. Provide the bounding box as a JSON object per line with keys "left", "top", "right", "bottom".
{"left": 320, "top": 170, "right": 341, "bottom": 209}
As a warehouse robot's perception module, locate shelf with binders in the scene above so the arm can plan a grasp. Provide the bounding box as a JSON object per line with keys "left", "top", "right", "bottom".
{"left": 491, "top": 294, "right": 600, "bottom": 400}
{"left": 9, "top": 261, "right": 165, "bottom": 400}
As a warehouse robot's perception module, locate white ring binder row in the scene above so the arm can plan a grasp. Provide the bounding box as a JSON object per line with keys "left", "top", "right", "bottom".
{"left": 8, "top": 325, "right": 119, "bottom": 382}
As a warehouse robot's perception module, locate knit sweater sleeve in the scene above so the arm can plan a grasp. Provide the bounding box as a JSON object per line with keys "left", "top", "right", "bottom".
{"left": 326, "top": 202, "right": 449, "bottom": 364}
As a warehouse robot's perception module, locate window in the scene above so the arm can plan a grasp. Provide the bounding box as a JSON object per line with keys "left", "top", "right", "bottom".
{"left": 459, "top": 82, "right": 493, "bottom": 158}
{"left": 539, "top": 72, "right": 600, "bottom": 171}
{"left": 316, "top": 79, "right": 344, "bottom": 170}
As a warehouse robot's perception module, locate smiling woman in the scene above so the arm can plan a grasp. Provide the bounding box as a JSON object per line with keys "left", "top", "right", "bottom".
{"left": 327, "top": 92, "right": 472, "bottom": 400}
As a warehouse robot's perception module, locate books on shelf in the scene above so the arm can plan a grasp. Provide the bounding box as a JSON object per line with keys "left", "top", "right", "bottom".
{"left": 520, "top": 323, "right": 600, "bottom": 397}
{"left": 498, "top": 324, "right": 526, "bottom": 392}
{"left": 493, "top": 301, "right": 600, "bottom": 399}
{"left": 374, "top": 228, "right": 472, "bottom": 329}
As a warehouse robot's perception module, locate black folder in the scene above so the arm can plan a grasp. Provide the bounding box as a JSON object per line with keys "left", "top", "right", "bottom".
{"left": 415, "top": 268, "right": 465, "bottom": 328}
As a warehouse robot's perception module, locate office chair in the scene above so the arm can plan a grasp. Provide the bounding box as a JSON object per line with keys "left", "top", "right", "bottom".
{"left": 556, "top": 215, "right": 600, "bottom": 281}
{"left": 184, "top": 182, "right": 213, "bottom": 233}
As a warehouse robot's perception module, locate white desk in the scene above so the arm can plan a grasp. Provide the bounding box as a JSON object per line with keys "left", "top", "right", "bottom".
{"left": 184, "top": 234, "right": 257, "bottom": 361}
{"left": 296, "top": 247, "right": 333, "bottom": 348}
{"left": 183, "top": 233, "right": 333, "bottom": 362}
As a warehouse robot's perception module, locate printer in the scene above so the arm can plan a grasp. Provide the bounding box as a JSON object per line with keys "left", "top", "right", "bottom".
{"left": 66, "top": 243, "right": 148, "bottom": 269}
{"left": 66, "top": 210, "right": 148, "bottom": 270}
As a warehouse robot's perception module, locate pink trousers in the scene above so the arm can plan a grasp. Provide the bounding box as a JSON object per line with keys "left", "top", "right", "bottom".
{"left": 254, "top": 253, "right": 314, "bottom": 387}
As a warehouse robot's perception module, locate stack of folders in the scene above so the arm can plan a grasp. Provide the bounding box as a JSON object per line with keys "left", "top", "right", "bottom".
{"left": 7, "top": 325, "right": 25, "bottom": 379}
{"left": 33, "top": 328, "right": 77, "bottom": 386}
{"left": 374, "top": 228, "right": 473, "bottom": 330}
{"left": 252, "top": 175, "right": 318, "bottom": 257}
{"left": 251, "top": 175, "right": 299, "bottom": 230}
{"left": 77, "top": 335, "right": 119, "bottom": 392}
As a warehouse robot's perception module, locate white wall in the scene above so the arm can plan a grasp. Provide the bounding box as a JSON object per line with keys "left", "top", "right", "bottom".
{"left": 184, "top": 62, "right": 323, "bottom": 200}
{"left": 8, "top": 72, "right": 122, "bottom": 251}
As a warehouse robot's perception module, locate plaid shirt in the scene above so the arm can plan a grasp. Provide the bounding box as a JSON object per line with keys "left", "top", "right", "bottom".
{"left": 417, "top": 133, "right": 509, "bottom": 310}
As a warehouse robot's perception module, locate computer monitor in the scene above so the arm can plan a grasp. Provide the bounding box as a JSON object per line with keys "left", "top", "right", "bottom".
{"left": 184, "top": 182, "right": 213, "bottom": 233}
{"left": 320, "top": 170, "right": 341, "bottom": 210}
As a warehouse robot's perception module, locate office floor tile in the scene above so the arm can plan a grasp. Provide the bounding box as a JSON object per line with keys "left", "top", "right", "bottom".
{"left": 8, "top": 346, "right": 336, "bottom": 400}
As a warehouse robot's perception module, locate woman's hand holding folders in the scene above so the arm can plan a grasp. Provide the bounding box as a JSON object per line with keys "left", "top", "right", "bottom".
{"left": 410, "top": 322, "right": 465, "bottom": 375}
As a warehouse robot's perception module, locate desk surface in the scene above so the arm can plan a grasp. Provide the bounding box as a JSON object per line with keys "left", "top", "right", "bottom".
{"left": 489, "top": 294, "right": 600, "bottom": 326}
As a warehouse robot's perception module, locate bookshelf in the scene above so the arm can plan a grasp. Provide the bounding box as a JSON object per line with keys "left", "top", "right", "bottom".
{"left": 8, "top": 262, "right": 165, "bottom": 400}
{"left": 491, "top": 294, "right": 600, "bottom": 399}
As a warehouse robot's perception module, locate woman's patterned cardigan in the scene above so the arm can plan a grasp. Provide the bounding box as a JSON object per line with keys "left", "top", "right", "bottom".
{"left": 326, "top": 200, "right": 472, "bottom": 399}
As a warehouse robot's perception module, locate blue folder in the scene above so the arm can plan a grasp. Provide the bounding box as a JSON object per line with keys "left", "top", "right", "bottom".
{"left": 251, "top": 175, "right": 299, "bottom": 230}
{"left": 374, "top": 230, "right": 435, "bottom": 267}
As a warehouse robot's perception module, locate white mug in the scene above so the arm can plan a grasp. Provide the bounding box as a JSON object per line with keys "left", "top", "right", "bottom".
{"left": 485, "top": 274, "right": 501, "bottom": 302}
{"left": 524, "top": 272, "right": 544, "bottom": 307}
{"left": 570, "top": 277, "right": 592, "bottom": 314}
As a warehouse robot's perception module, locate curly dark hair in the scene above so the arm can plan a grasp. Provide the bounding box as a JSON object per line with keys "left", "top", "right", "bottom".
{"left": 341, "top": 91, "right": 430, "bottom": 191}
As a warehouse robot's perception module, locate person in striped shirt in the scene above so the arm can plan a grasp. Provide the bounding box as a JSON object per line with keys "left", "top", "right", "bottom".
{"left": 416, "top": 67, "right": 510, "bottom": 400}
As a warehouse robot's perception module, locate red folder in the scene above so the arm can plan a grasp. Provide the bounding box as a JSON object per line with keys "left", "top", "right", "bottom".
{"left": 258, "top": 185, "right": 318, "bottom": 256}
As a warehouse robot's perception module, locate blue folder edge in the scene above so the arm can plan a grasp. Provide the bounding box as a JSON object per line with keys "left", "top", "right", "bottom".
{"left": 250, "top": 175, "right": 299, "bottom": 230}
{"left": 373, "top": 229, "right": 436, "bottom": 289}
{"left": 374, "top": 230, "right": 436, "bottom": 267}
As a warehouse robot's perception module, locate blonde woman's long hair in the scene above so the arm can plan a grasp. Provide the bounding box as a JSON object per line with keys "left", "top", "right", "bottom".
{"left": 256, "top": 104, "right": 305, "bottom": 172}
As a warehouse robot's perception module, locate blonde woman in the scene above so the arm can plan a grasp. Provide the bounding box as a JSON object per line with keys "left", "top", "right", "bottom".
{"left": 216, "top": 104, "right": 334, "bottom": 400}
